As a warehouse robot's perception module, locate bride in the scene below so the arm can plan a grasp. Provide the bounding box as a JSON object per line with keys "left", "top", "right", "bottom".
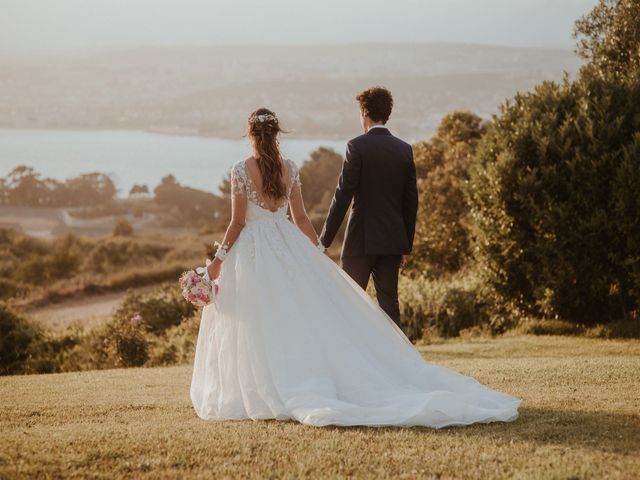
{"left": 190, "top": 108, "right": 520, "bottom": 428}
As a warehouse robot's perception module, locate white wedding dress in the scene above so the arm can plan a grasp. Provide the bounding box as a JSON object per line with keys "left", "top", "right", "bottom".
{"left": 190, "top": 159, "right": 520, "bottom": 428}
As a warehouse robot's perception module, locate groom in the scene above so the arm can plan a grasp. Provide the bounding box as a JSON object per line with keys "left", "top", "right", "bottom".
{"left": 319, "top": 86, "right": 418, "bottom": 328}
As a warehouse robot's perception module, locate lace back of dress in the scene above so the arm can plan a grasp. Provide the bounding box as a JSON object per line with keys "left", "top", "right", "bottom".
{"left": 231, "top": 159, "right": 301, "bottom": 212}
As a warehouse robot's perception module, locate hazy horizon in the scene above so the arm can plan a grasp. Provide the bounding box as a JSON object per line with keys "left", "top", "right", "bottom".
{"left": 1, "top": 0, "right": 599, "bottom": 53}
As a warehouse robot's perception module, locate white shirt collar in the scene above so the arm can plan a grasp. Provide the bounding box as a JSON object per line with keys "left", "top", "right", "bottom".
{"left": 367, "top": 124, "right": 387, "bottom": 132}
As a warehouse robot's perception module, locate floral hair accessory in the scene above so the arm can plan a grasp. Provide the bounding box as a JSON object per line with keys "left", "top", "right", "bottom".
{"left": 250, "top": 113, "right": 278, "bottom": 124}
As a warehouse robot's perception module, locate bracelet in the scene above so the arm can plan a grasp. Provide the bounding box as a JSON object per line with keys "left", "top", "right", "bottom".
{"left": 214, "top": 241, "right": 229, "bottom": 261}
{"left": 317, "top": 241, "right": 326, "bottom": 253}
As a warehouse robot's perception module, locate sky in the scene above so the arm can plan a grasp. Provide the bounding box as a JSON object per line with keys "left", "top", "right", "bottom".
{"left": 0, "top": 0, "right": 599, "bottom": 52}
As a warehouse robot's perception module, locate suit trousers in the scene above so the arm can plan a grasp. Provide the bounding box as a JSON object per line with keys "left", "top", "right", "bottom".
{"left": 341, "top": 255, "right": 402, "bottom": 328}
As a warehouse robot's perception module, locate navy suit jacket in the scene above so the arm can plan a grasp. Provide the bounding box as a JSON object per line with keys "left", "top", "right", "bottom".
{"left": 320, "top": 127, "right": 418, "bottom": 258}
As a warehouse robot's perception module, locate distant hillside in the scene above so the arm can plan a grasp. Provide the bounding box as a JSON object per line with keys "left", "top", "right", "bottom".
{"left": 0, "top": 43, "right": 582, "bottom": 140}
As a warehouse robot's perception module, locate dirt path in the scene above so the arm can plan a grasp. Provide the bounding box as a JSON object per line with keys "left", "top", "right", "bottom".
{"left": 27, "top": 291, "right": 127, "bottom": 331}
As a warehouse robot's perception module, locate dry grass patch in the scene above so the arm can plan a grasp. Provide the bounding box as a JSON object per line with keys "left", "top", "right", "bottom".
{"left": 1, "top": 335, "right": 638, "bottom": 479}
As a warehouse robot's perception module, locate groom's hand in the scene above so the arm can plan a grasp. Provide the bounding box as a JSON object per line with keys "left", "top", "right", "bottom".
{"left": 400, "top": 255, "right": 409, "bottom": 269}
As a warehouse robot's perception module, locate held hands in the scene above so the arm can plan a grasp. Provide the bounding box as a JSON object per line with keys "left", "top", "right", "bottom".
{"left": 316, "top": 240, "right": 330, "bottom": 256}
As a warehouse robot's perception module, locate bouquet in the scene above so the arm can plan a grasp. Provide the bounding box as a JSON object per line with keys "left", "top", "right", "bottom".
{"left": 179, "top": 262, "right": 218, "bottom": 307}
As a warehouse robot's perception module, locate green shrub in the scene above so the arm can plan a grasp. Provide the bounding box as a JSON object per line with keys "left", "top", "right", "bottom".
{"left": 112, "top": 283, "right": 195, "bottom": 334}
{"left": 148, "top": 315, "right": 200, "bottom": 366}
{"left": 468, "top": 74, "right": 640, "bottom": 324}
{"left": 410, "top": 112, "right": 485, "bottom": 277}
{"left": 514, "top": 318, "right": 585, "bottom": 336}
{"left": 104, "top": 314, "right": 149, "bottom": 367}
{"left": 0, "top": 304, "right": 54, "bottom": 375}
{"left": 396, "top": 276, "right": 428, "bottom": 341}
{"left": 398, "top": 269, "right": 505, "bottom": 339}
{"left": 7, "top": 233, "right": 85, "bottom": 287}
{"left": 54, "top": 326, "right": 114, "bottom": 372}
{"left": 85, "top": 238, "right": 171, "bottom": 273}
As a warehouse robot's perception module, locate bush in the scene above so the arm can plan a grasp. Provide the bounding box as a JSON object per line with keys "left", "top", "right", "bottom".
{"left": 468, "top": 74, "right": 640, "bottom": 324}
{"left": 113, "top": 217, "right": 134, "bottom": 236}
{"left": 0, "top": 304, "right": 54, "bottom": 375}
{"left": 85, "top": 238, "right": 171, "bottom": 274}
{"left": 112, "top": 283, "right": 195, "bottom": 334}
{"left": 410, "top": 111, "right": 485, "bottom": 277}
{"left": 398, "top": 269, "right": 505, "bottom": 340}
{"left": 148, "top": 315, "right": 200, "bottom": 366}
{"left": 55, "top": 326, "right": 114, "bottom": 372}
{"left": 1, "top": 282, "right": 201, "bottom": 375}
{"left": 14, "top": 234, "right": 85, "bottom": 286}
{"left": 104, "top": 314, "right": 149, "bottom": 367}
{"left": 511, "top": 317, "right": 640, "bottom": 339}
{"left": 514, "top": 318, "right": 585, "bottom": 336}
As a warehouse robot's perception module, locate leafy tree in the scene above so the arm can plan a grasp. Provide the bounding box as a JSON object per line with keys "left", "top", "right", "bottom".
{"left": 5, "top": 166, "right": 46, "bottom": 206}
{"left": 0, "top": 167, "right": 116, "bottom": 207}
{"left": 468, "top": 75, "right": 640, "bottom": 324}
{"left": 410, "top": 111, "right": 486, "bottom": 276}
{"left": 574, "top": 0, "right": 640, "bottom": 78}
{"left": 154, "top": 176, "right": 218, "bottom": 223}
{"left": 64, "top": 173, "right": 117, "bottom": 206}
{"left": 298, "top": 147, "right": 343, "bottom": 213}
{"left": 129, "top": 184, "right": 150, "bottom": 196}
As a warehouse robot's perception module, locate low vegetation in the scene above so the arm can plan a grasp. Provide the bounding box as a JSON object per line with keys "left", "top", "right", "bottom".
{"left": 0, "top": 284, "right": 201, "bottom": 375}
{"left": 0, "top": 227, "right": 210, "bottom": 308}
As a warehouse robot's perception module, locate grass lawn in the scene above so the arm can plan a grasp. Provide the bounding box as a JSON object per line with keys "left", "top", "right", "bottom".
{"left": 1, "top": 335, "right": 638, "bottom": 479}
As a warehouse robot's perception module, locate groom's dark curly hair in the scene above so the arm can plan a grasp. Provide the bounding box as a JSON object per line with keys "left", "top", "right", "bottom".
{"left": 356, "top": 86, "right": 393, "bottom": 124}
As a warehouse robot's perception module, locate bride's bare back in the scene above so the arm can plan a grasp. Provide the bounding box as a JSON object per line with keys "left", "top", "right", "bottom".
{"left": 243, "top": 156, "right": 295, "bottom": 212}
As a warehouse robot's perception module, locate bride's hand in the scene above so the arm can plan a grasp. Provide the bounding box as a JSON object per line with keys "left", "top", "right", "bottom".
{"left": 207, "top": 259, "right": 222, "bottom": 280}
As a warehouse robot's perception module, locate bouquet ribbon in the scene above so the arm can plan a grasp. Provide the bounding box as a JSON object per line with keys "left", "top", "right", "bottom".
{"left": 195, "top": 259, "right": 213, "bottom": 282}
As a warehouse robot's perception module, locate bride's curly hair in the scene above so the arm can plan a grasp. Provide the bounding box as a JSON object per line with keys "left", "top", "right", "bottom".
{"left": 247, "top": 108, "right": 287, "bottom": 200}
